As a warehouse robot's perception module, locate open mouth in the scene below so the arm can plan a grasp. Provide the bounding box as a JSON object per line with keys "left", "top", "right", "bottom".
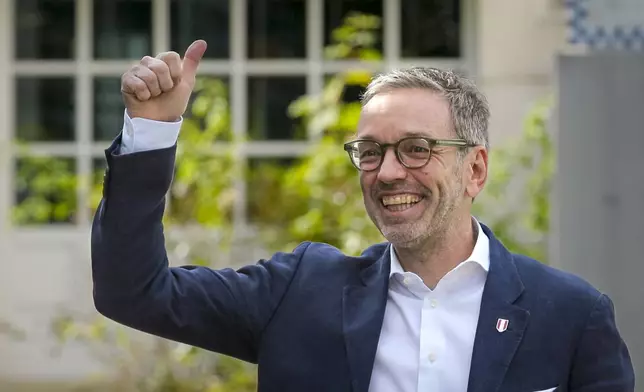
{"left": 381, "top": 194, "right": 424, "bottom": 212}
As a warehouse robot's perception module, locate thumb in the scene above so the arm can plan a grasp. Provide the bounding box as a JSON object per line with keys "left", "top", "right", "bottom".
{"left": 181, "top": 40, "right": 207, "bottom": 81}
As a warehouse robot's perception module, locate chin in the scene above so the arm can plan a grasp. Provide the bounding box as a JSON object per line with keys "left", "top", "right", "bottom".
{"left": 379, "top": 223, "right": 429, "bottom": 248}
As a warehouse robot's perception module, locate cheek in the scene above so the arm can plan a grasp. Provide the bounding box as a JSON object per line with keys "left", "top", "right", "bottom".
{"left": 412, "top": 168, "right": 437, "bottom": 190}
{"left": 359, "top": 172, "right": 376, "bottom": 192}
{"left": 412, "top": 167, "right": 456, "bottom": 198}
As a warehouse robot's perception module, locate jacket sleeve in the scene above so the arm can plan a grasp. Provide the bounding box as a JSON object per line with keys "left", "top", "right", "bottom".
{"left": 568, "top": 293, "right": 635, "bottom": 391}
{"left": 91, "top": 136, "right": 308, "bottom": 363}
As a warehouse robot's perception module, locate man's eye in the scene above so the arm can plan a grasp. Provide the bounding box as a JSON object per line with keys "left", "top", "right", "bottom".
{"left": 360, "top": 150, "right": 380, "bottom": 158}
{"left": 402, "top": 144, "right": 429, "bottom": 154}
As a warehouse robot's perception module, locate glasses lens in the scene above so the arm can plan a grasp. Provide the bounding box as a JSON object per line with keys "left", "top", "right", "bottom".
{"left": 398, "top": 138, "right": 431, "bottom": 167}
{"left": 348, "top": 141, "right": 381, "bottom": 171}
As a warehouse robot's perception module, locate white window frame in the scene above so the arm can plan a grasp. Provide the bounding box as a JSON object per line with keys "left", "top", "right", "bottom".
{"left": 0, "top": 0, "right": 476, "bottom": 236}
{"left": 0, "top": 1, "right": 12, "bottom": 240}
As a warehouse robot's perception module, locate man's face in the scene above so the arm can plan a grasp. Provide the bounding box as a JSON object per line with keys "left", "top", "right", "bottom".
{"left": 356, "top": 88, "right": 485, "bottom": 248}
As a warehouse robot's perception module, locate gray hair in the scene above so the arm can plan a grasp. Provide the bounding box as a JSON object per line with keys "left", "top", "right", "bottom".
{"left": 360, "top": 67, "right": 490, "bottom": 151}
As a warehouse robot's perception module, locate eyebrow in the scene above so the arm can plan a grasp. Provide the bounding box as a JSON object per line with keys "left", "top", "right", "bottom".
{"left": 401, "top": 130, "right": 432, "bottom": 138}
{"left": 355, "top": 130, "right": 434, "bottom": 141}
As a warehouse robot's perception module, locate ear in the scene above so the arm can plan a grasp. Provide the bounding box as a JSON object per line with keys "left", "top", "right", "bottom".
{"left": 464, "top": 147, "right": 488, "bottom": 198}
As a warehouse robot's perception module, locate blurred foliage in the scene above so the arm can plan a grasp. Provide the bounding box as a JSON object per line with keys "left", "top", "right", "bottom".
{"left": 324, "top": 12, "right": 381, "bottom": 60}
{"left": 248, "top": 12, "right": 384, "bottom": 255}
{"left": 472, "top": 99, "right": 554, "bottom": 262}
{"left": 165, "top": 77, "right": 236, "bottom": 230}
{"left": 11, "top": 154, "right": 77, "bottom": 224}
{"left": 50, "top": 315, "right": 255, "bottom": 392}
{"left": 11, "top": 11, "right": 554, "bottom": 392}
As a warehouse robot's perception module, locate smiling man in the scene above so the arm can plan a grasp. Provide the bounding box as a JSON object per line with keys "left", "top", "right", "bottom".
{"left": 348, "top": 81, "right": 486, "bottom": 291}
{"left": 91, "top": 40, "right": 634, "bottom": 392}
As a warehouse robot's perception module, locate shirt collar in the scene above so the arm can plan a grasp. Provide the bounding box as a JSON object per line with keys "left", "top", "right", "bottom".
{"left": 389, "top": 217, "right": 490, "bottom": 277}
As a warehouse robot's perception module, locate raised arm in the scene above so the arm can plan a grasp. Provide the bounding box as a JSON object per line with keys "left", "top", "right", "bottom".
{"left": 91, "top": 40, "right": 307, "bottom": 363}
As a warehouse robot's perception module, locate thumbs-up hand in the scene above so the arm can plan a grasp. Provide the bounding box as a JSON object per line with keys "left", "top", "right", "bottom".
{"left": 121, "top": 40, "right": 207, "bottom": 122}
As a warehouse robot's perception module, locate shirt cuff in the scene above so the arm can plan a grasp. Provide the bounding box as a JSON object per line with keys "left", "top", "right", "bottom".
{"left": 119, "top": 110, "right": 183, "bottom": 155}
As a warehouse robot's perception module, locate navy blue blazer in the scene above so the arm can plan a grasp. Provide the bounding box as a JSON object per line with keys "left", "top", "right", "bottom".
{"left": 92, "top": 138, "right": 634, "bottom": 392}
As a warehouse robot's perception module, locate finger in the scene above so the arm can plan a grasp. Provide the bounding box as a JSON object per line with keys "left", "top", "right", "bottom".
{"left": 131, "top": 63, "right": 162, "bottom": 97}
{"left": 142, "top": 56, "right": 174, "bottom": 92}
{"left": 156, "top": 51, "right": 182, "bottom": 83}
{"left": 181, "top": 40, "right": 207, "bottom": 81}
{"left": 121, "top": 73, "right": 151, "bottom": 101}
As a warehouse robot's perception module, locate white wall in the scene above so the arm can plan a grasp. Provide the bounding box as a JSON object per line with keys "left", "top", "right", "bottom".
{"left": 0, "top": 230, "right": 105, "bottom": 384}
{"left": 476, "top": 0, "right": 568, "bottom": 143}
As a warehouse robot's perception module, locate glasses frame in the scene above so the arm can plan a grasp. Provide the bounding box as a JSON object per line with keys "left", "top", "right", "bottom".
{"left": 343, "top": 136, "right": 478, "bottom": 172}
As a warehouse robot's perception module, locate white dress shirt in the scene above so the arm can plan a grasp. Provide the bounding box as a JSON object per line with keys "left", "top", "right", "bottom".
{"left": 369, "top": 220, "right": 490, "bottom": 392}
{"left": 118, "top": 110, "right": 491, "bottom": 392}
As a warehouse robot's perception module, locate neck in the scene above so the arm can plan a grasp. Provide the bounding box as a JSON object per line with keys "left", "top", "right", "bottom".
{"left": 394, "top": 215, "right": 477, "bottom": 289}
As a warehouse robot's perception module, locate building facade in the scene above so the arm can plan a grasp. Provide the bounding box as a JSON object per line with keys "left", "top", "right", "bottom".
{"left": 0, "top": 0, "right": 568, "bottom": 387}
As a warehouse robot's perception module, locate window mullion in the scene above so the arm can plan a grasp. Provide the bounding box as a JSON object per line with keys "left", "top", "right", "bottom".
{"left": 307, "top": 0, "right": 324, "bottom": 141}
{"left": 75, "top": 0, "right": 93, "bottom": 226}
{"left": 153, "top": 0, "right": 170, "bottom": 53}
{"left": 384, "top": 0, "right": 401, "bottom": 70}
{"left": 230, "top": 0, "right": 248, "bottom": 232}
{"left": 462, "top": 0, "right": 478, "bottom": 77}
{"left": 0, "top": 0, "right": 13, "bottom": 234}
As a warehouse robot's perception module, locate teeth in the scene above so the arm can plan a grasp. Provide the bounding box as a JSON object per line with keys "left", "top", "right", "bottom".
{"left": 382, "top": 194, "right": 422, "bottom": 206}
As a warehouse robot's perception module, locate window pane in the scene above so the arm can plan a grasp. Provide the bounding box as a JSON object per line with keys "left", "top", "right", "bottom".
{"left": 343, "top": 84, "right": 363, "bottom": 103}
{"left": 401, "top": 0, "right": 461, "bottom": 58}
{"left": 16, "top": 78, "right": 75, "bottom": 142}
{"left": 94, "top": 0, "right": 152, "bottom": 59}
{"left": 13, "top": 157, "right": 77, "bottom": 225}
{"left": 248, "top": 0, "right": 306, "bottom": 58}
{"left": 324, "top": 0, "right": 382, "bottom": 53}
{"left": 170, "top": 0, "right": 229, "bottom": 59}
{"left": 247, "top": 157, "right": 297, "bottom": 222}
{"left": 15, "top": 0, "right": 75, "bottom": 59}
{"left": 94, "top": 77, "right": 124, "bottom": 142}
{"left": 247, "top": 77, "right": 306, "bottom": 141}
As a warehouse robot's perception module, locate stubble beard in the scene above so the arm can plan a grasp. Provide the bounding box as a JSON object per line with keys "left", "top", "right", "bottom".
{"left": 367, "top": 179, "right": 464, "bottom": 253}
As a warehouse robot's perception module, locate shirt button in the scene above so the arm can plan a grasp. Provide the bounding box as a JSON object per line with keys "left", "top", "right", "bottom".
{"left": 428, "top": 352, "right": 437, "bottom": 362}
{"left": 430, "top": 299, "right": 438, "bottom": 308}
{"left": 403, "top": 276, "right": 412, "bottom": 285}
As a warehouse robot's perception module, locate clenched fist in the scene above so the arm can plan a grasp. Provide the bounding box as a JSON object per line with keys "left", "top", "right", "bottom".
{"left": 121, "top": 40, "right": 207, "bottom": 122}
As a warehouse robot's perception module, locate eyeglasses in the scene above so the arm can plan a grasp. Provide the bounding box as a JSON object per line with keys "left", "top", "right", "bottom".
{"left": 343, "top": 136, "right": 477, "bottom": 172}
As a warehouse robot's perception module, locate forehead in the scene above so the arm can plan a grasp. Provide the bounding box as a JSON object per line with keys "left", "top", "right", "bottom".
{"left": 357, "top": 88, "right": 453, "bottom": 141}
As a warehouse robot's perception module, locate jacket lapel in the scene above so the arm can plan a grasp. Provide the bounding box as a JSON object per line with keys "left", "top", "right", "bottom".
{"left": 467, "top": 224, "right": 530, "bottom": 392}
{"left": 343, "top": 244, "right": 391, "bottom": 392}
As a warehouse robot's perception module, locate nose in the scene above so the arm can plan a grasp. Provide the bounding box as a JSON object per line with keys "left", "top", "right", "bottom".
{"left": 376, "top": 149, "right": 407, "bottom": 183}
